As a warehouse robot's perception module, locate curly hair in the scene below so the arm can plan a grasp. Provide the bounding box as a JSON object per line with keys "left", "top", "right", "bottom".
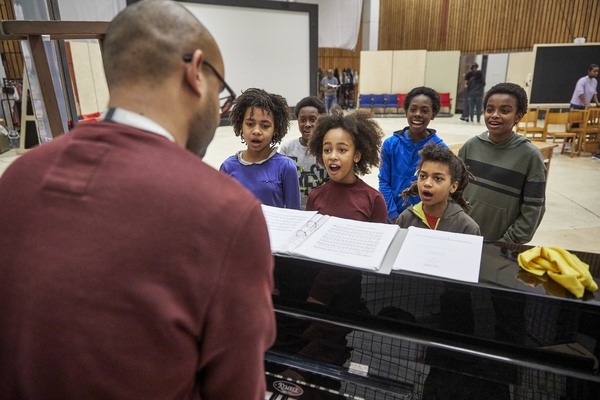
{"left": 228, "top": 88, "right": 291, "bottom": 145}
{"left": 308, "top": 109, "right": 383, "bottom": 176}
{"left": 483, "top": 83, "right": 528, "bottom": 116}
{"left": 403, "top": 86, "right": 440, "bottom": 115}
{"left": 294, "top": 96, "right": 326, "bottom": 118}
{"left": 401, "top": 143, "right": 474, "bottom": 211}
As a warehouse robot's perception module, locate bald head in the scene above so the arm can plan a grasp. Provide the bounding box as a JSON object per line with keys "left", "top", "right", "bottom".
{"left": 103, "top": 0, "right": 220, "bottom": 89}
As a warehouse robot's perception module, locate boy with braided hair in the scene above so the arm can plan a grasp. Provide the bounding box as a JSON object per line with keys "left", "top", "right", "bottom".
{"left": 398, "top": 142, "right": 480, "bottom": 235}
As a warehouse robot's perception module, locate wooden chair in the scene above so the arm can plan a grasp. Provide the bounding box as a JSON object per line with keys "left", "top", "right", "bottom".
{"left": 566, "top": 109, "right": 588, "bottom": 156}
{"left": 516, "top": 108, "right": 546, "bottom": 141}
{"left": 543, "top": 111, "right": 578, "bottom": 157}
{"left": 578, "top": 107, "right": 600, "bottom": 154}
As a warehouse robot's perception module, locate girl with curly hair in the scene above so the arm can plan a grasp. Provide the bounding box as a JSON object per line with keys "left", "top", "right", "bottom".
{"left": 307, "top": 108, "right": 386, "bottom": 223}
{"left": 220, "top": 88, "right": 301, "bottom": 209}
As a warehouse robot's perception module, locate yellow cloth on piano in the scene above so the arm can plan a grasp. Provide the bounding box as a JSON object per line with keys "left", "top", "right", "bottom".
{"left": 517, "top": 246, "right": 598, "bottom": 299}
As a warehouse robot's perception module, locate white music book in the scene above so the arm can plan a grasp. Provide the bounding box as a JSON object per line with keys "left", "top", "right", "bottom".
{"left": 261, "top": 205, "right": 402, "bottom": 274}
{"left": 392, "top": 226, "right": 483, "bottom": 283}
{"left": 261, "top": 206, "right": 483, "bottom": 282}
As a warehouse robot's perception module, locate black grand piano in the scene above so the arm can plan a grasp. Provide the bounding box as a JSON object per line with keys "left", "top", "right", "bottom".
{"left": 265, "top": 242, "right": 600, "bottom": 399}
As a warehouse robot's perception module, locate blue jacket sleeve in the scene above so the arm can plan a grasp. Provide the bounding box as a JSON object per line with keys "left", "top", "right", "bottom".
{"left": 378, "top": 139, "right": 398, "bottom": 222}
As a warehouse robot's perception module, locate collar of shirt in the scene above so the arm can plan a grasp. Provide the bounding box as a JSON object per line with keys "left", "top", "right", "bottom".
{"left": 102, "top": 108, "right": 176, "bottom": 143}
{"left": 236, "top": 148, "right": 278, "bottom": 165}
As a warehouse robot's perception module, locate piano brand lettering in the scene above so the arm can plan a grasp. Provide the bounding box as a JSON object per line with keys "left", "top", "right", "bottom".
{"left": 273, "top": 380, "right": 304, "bottom": 396}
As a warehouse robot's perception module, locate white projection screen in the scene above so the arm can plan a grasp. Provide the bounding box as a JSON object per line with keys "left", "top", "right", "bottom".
{"left": 130, "top": 0, "right": 318, "bottom": 107}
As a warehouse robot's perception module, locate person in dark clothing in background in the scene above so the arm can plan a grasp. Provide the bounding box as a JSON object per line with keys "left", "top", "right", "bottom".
{"left": 467, "top": 70, "right": 486, "bottom": 123}
{"left": 460, "top": 63, "right": 479, "bottom": 122}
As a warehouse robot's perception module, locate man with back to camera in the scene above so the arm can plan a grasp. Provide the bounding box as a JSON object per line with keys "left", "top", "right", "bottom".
{"left": 0, "top": 1, "right": 275, "bottom": 399}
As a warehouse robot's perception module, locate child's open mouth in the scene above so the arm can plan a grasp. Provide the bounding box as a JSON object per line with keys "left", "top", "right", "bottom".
{"left": 328, "top": 164, "right": 341, "bottom": 172}
{"left": 421, "top": 190, "right": 433, "bottom": 200}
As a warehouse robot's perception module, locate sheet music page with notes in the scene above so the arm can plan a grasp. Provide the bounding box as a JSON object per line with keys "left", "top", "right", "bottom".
{"left": 261, "top": 205, "right": 400, "bottom": 274}
{"left": 290, "top": 217, "right": 399, "bottom": 272}
{"left": 392, "top": 226, "right": 483, "bottom": 283}
{"left": 260, "top": 205, "right": 321, "bottom": 253}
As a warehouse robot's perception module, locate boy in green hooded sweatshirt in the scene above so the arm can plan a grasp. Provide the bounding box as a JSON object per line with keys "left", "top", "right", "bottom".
{"left": 458, "top": 83, "right": 546, "bottom": 243}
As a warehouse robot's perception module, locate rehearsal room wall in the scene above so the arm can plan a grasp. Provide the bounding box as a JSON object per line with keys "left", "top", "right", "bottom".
{"left": 358, "top": 50, "right": 393, "bottom": 94}
{"left": 424, "top": 51, "right": 460, "bottom": 111}
{"left": 359, "top": 49, "right": 457, "bottom": 110}
{"left": 391, "top": 50, "right": 426, "bottom": 94}
{"left": 68, "top": 41, "right": 108, "bottom": 116}
{"left": 358, "top": 49, "right": 430, "bottom": 96}
{"left": 484, "top": 53, "right": 509, "bottom": 93}
{"left": 180, "top": 1, "right": 315, "bottom": 107}
{"left": 506, "top": 51, "right": 534, "bottom": 99}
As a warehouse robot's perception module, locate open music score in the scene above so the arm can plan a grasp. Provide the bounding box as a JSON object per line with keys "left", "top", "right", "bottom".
{"left": 261, "top": 205, "right": 483, "bottom": 281}
{"left": 261, "top": 205, "right": 400, "bottom": 274}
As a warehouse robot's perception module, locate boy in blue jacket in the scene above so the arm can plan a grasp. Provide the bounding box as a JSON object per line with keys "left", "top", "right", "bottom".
{"left": 378, "top": 86, "right": 446, "bottom": 223}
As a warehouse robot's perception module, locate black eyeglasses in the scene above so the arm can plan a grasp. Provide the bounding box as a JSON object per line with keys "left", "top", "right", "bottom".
{"left": 183, "top": 54, "right": 236, "bottom": 117}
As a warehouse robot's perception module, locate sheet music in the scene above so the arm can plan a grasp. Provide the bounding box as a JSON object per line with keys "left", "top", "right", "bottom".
{"left": 260, "top": 205, "right": 319, "bottom": 253}
{"left": 292, "top": 217, "right": 399, "bottom": 271}
{"left": 392, "top": 226, "right": 483, "bottom": 283}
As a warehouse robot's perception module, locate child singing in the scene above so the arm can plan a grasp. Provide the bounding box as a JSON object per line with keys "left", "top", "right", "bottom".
{"left": 397, "top": 142, "right": 480, "bottom": 235}
{"left": 220, "top": 88, "right": 301, "bottom": 209}
{"left": 378, "top": 86, "right": 447, "bottom": 223}
{"left": 272, "top": 109, "right": 386, "bottom": 389}
{"left": 279, "top": 96, "right": 328, "bottom": 209}
{"left": 307, "top": 108, "right": 387, "bottom": 223}
{"left": 458, "top": 83, "right": 546, "bottom": 243}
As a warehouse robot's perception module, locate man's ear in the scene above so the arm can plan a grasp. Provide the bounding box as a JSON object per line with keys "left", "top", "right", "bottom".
{"left": 185, "top": 49, "right": 204, "bottom": 97}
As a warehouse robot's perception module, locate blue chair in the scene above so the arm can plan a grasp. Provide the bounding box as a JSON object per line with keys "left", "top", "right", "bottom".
{"left": 359, "top": 94, "right": 374, "bottom": 110}
{"left": 372, "top": 94, "right": 386, "bottom": 110}
{"left": 384, "top": 94, "right": 398, "bottom": 113}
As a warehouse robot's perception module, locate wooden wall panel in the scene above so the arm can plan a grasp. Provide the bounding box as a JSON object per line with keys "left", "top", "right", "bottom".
{"left": 318, "top": 0, "right": 598, "bottom": 82}
{"left": 318, "top": 47, "right": 361, "bottom": 74}
{"left": 0, "top": 0, "right": 24, "bottom": 79}
{"left": 378, "top": 0, "right": 600, "bottom": 54}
